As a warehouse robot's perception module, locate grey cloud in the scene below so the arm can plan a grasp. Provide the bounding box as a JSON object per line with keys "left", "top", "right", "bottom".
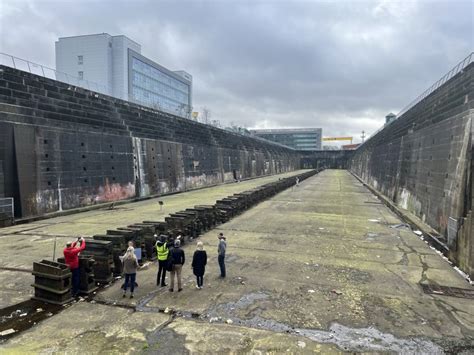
{"left": 0, "top": 0, "right": 472, "bottom": 143}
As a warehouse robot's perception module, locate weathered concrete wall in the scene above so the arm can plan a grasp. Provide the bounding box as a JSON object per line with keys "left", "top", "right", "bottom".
{"left": 349, "top": 62, "right": 474, "bottom": 276}
{"left": 455, "top": 144, "right": 474, "bottom": 277}
{"left": 0, "top": 66, "right": 299, "bottom": 218}
{"left": 300, "top": 150, "right": 353, "bottom": 169}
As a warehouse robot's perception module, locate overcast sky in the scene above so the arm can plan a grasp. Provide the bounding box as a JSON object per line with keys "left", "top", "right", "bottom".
{"left": 0, "top": 0, "right": 472, "bottom": 142}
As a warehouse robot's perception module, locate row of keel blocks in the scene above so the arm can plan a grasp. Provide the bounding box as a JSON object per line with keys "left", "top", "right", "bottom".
{"left": 29, "top": 170, "right": 320, "bottom": 305}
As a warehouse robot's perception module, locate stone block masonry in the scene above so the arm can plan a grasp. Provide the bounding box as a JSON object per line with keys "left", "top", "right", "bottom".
{"left": 0, "top": 65, "right": 299, "bottom": 219}
{"left": 299, "top": 150, "right": 353, "bottom": 169}
{"left": 349, "top": 62, "right": 474, "bottom": 277}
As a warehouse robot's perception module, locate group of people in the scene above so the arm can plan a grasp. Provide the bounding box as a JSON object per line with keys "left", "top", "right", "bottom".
{"left": 63, "top": 232, "right": 227, "bottom": 299}
{"left": 154, "top": 232, "right": 227, "bottom": 293}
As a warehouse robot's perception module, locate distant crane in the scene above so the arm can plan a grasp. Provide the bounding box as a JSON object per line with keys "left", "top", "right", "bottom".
{"left": 322, "top": 136, "right": 353, "bottom": 144}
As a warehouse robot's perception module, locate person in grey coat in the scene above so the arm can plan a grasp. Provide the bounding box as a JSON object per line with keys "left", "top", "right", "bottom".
{"left": 122, "top": 246, "right": 139, "bottom": 299}
{"left": 217, "top": 233, "right": 226, "bottom": 278}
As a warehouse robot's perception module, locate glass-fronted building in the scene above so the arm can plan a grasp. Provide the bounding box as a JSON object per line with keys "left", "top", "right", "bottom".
{"left": 56, "top": 33, "right": 192, "bottom": 118}
{"left": 129, "top": 51, "right": 192, "bottom": 117}
{"left": 250, "top": 128, "right": 322, "bottom": 151}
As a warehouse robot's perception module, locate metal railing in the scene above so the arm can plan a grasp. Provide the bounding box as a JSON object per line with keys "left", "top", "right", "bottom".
{"left": 0, "top": 197, "right": 14, "bottom": 221}
{"left": 359, "top": 52, "right": 474, "bottom": 148}
{"left": 0, "top": 52, "right": 111, "bottom": 96}
{"left": 397, "top": 52, "right": 473, "bottom": 118}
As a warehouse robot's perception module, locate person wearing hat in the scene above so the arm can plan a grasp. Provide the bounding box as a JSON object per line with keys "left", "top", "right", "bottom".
{"left": 169, "top": 239, "right": 185, "bottom": 292}
{"left": 155, "top": 234, "right": 171, "bottom": 287}
{"left": 217, "top": 233, "right": 226, "bottom": 278}
{"left": 63, "top": 237, "right": 86, "bottom": 297}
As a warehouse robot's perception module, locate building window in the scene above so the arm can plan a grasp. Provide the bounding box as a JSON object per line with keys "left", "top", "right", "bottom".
{"left": 78, "top": 71, "right": 83, "bottom": 79}
{"left": 78, "top": 55, "right": 83, "bottom": 65}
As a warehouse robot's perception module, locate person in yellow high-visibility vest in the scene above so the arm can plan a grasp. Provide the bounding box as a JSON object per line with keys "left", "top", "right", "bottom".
{"left": 155, "top": 235, "right": 170, "bottom": 287}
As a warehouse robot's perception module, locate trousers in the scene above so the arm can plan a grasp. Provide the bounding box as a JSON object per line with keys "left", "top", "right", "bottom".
{"left": 71, "top": 267, "right": 80, "bottom": 296}
{"left": 157, "top": 259, "right": 167, "bottom": 285}
{"left": 196, "top": 275, "right": 204, "bottom": 287}
{"left": 170, "top": 264, "right": 183, "bottom": 290}
{"left": 218, "top": 255, "right": 226, "bottom": 277}
{"left": 124, "top": 273, "right": 136, "bottom": 293}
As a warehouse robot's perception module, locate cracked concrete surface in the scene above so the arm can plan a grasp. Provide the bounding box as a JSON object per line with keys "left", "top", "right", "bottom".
{"left": 1, "top": 170, "right": 473, "bottom": 353}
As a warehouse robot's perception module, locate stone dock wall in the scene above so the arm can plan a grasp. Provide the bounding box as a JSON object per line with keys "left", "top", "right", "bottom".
{"left": 300, "top": 150, "right": 353, "bottom": 169}
{"left": 349, "top": 62, "right": 474, "bottom": 277}
{"left": 0, "top": 65, "right": 299, "bottom": 218}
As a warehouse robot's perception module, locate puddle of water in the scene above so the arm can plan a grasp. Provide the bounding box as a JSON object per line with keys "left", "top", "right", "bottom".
{"left": 301, "top": 323, "right": 443, "bottom": 354}
{"left": 390, "top": 223, "right": 411, "bottom": 231}
{"left": 234, "top": 315, "right": 442, "bottom": 353}
{"left": 206, "top": 292, "right": 269, "bottom": 317}
{"left": 203, "top": 292, "right": 443, "bottom": 354}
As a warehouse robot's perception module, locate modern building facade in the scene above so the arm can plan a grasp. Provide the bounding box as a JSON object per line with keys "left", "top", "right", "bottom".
{"left": 385, "top": 112, "right": 397, "bottom": 125}
{"left": 55, "top": 33, "right": 192, "bottom": 118}
{"left": 250, "top": 128, "right": 322, "bottom": 150}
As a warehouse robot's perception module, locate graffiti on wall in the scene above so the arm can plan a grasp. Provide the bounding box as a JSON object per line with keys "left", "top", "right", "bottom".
{"left": 95, "top": 179, "right": 136, "bottom": 202}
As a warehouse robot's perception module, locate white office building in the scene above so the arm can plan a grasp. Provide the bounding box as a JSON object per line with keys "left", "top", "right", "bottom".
{"left": 55, "top": 33, "right": 192, "bottom": 118}
{"left": 250, "top": 128, "right": 322, "bottom": 151}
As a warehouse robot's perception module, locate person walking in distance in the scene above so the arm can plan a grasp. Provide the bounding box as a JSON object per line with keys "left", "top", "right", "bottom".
{"left": 217, "top": 233, "right": 226, "bottom": 278}
{"left": 169, "top": 239, "right": 185, "bottom": 292}
{"left": 63, "top": 237, "right": 86, "bottom": 297}
{"left": 192, "top": 241, "right": 207, "bottom": 289}
{"left": 122, "top": 246, "right": 139, "bottom": 299}
{"left": 155, "top": 235, "right": 170, "bottom": 287}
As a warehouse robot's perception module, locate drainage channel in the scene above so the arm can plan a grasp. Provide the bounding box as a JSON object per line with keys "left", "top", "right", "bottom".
{"left": 0, "top": 267, "right": 33, "bottom": 273}
{"left": 0, "top": 299, "right": 65, "bottom": 343}
{"left": 421, "top": 284, "right": 474, "bottom": 299}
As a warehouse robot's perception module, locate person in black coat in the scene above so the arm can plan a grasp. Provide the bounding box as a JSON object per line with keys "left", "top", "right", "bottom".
{"left": 192, "top": 241, "right": 207, "bottom": 289}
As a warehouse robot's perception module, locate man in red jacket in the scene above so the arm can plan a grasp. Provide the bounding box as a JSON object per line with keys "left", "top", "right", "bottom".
{"left": 63, "top": 237, "right": 86, "bottom": 297}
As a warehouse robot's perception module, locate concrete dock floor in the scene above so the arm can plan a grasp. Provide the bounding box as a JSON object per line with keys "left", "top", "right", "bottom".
{"left": 0, "top": 170, "right": 305, "bottom": 308}
{"left": 1, "top": 170, "right": 473, "bottom": 353}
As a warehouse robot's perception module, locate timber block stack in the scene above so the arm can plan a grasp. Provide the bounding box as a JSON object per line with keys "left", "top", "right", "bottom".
{"left": 128, "top": 223, "right": 156, "bottom": 260}
{"left": 31, "top": 260, "right": 72, "bottom": 305}
{"left": 78, "top": 256, "right": 98, "bottom": 295}
{"left": 95, "top": 233, "right": 128, "bottom": 275}
{"left": 57, "top": 256, "right": 98, "bottom": 295}
{"left": 82, "top": 240, "right": 114, "bottom": 284}
{"left": 187, "top": 206, "right": 217, "bottom": 231}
